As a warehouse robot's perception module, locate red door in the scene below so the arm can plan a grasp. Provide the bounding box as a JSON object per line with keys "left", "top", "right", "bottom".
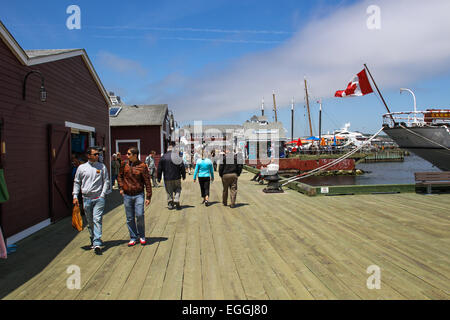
{"left": 48, "top": 124, "right": 72, "bottom": 222}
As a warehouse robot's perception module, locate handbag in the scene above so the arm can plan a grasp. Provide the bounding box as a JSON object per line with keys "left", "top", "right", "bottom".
{"left": 72, "top": 204, "right": 83, "bottom": 231}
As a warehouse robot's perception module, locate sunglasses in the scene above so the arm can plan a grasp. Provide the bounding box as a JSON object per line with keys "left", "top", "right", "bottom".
{"left": 127, "top": 152, "right": 133, "bottom": 155}
{"left": 91, "top": 153, "right": 100, "bottom": 156}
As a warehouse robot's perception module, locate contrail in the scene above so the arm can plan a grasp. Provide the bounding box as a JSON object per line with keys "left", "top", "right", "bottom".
{"left": 88, "top": 25, "right": 292, "bottom": 35}
{"left": 92, "top": 35, "right": 283, "bottom": 44}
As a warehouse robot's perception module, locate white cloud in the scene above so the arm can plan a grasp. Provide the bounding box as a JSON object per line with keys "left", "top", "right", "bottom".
{"left": 97, "top": 51, "right": 148, "bottom": 77}
{"left": 158, "top": 0, "right": 450, "bottom": 121}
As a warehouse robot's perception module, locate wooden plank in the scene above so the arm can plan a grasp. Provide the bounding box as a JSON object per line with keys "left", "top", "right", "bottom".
{"left": 138, "top": 201, "right": 182, "bottom": 299}
{"left": 116, "top": 200, "right": 171, "bottom": 300}
{"left": 83, "top": 203, "right": 166, "bottom": 300}
{"left": 159, "top": 211, "right": 188, "bottom": 300}
{"left": 5, "top": 204, "right": 126, "bottom": 299}
{"left": 181, "top": 201, "right": 203, "bottom": 300}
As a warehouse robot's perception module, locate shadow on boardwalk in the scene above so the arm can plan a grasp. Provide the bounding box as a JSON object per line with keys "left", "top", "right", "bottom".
{"left": 0, "top": 189, "right": 124, "bottom": 299}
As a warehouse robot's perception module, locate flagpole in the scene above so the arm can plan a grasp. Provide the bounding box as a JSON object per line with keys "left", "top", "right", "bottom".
{"left": 363, "top": 63, "right": 396, "bottom": 124}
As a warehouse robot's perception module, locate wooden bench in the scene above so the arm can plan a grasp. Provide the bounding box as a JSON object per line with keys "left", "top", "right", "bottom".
{"left": 414, "top": 171, "right": 450, "bottom": 194}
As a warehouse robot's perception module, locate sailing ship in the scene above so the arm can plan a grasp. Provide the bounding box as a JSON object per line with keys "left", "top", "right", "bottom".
{"left": 382, "top": 109, "right": 450, "bottom": 171}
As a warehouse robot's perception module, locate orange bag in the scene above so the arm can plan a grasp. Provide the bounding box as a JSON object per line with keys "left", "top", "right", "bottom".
{"left": 72, "top": 205, "right": 83, "bottom": 231}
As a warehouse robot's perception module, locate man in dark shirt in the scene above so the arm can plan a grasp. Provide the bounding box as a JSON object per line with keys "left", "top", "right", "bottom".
{"left": 219, "top": 151, "right": 243, "bottom": 208}
{"left": 157, "top": 145, "right": 186, "bottom": 210}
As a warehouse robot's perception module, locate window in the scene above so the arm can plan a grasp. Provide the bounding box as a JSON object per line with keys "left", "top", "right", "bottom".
{"left": 109, "top": 107, "right": 122, "bottom": 117}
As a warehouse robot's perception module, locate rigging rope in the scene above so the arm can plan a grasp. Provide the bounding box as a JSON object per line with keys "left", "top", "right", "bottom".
{"left": 280, "top": 126, "right": 385, "bottom": 186}
{"left": 399, "top": 124, "right": 450, "bottom": 151}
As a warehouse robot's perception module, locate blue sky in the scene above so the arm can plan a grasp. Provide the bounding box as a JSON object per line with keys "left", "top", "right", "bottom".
{"left": 1, "top": 0, "right": 450, "bottom": 137}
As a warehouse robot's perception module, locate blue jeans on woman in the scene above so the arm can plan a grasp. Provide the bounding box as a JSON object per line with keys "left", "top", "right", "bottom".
{"left": 123, "top": 193, "right": 145, "bottom": 241}
{"left": 83, "top": 197, "right": 105, "bottom": 247}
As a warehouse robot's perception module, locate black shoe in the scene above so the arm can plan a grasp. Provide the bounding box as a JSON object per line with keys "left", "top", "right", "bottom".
{"left": 94, "top": 246, "right": 102, "bottom": 255}
{"left": 168, "top": 202, "right": 174, "bottom": 210}
{"left": 175, "top": 202, "right": 181, "bottom": 210}
{"left": 205, "top": 201, "right": 209, "bottom": 207}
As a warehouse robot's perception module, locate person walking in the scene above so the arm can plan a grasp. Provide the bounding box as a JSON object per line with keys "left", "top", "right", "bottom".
{"left": 145, "top": 150, "right": 159, "bottom": 188}
{"left": 219, "top": 151, "right": 243, "bottom": 208}
{"left": 182, "top": 151, "right": 191, "bottom": 175}
{"left": 73, "top": 147, "right": 109, "bottom": 254}
{"left": 118, "top": 147, "right": 152, "bottom": 247}
{"left": 116, "top": 152, "right": 123, "bottom": 166}
{"left": 157, "top": 144, "right": 186, "bottom": 210}
{"left": 111, "top": 153, "right": 120, "bottom": 189}
{"left": 193, "top": 149, "right": 214, "bottom": 206}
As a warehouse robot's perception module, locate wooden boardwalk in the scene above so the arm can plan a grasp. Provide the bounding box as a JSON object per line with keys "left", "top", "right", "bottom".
{"left": 1, "top": 170, "right": 449, "bottom": 300}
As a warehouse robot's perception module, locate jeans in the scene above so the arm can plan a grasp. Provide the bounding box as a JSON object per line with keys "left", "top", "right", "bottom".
{"left": 123, "top": 193, "right": 145, "bottom": 241}
{"left": 83, "top": 197, "right": 105, "bottom": 247}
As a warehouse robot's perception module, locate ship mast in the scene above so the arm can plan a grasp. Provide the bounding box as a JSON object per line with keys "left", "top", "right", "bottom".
{"left": 304, "top": 77, "right": 313, "bottom": 136}
{"left": 272, "top": 90, "right": 278, "bottom": 122}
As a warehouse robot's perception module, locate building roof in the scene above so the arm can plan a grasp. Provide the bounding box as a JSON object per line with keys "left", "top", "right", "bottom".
{"left": 25, "top": 49, "right": 81, "bottom": 58}
{"left": 243, "top": 121, "right": 286, "bottom": 138}
{"left": 0, "top": 21, "right": 110, "bottom": 107}
{"left": 181, "top": 124, "right": 243, "bottom": 131}
{"left": 110, "top": 104, "right": 168, "bottom": 126}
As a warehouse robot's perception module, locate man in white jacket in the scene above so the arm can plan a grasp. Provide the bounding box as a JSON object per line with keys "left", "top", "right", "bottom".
{"left": 73, "top": 147, "right": 109, "bottom": 255}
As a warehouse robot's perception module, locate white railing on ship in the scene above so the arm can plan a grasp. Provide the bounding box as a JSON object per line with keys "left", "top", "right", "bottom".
{"left": 383, "top": 110, "right": 450, "bottom": 127}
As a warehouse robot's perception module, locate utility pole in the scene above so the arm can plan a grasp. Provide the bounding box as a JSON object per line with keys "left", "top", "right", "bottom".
{"left": 304, "top": 78, "right": 313, "bottom": 136}
{"left": 272, "top": 90, "right": 278, "bottom": 122}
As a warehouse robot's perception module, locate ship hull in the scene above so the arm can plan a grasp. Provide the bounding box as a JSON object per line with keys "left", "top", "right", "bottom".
{"left": 383, "top": 126, "right": 450, "bottom": 171}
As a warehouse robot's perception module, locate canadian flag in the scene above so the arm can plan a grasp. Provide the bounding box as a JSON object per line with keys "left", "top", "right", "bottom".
{"left": 335, "top": 69, "right": 373, "bottom": 97}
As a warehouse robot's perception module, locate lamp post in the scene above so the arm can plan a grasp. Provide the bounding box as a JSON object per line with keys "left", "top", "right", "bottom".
{"left": 23, "top": 70, "right": 47, "bottom": 102}
{"left": 400, "top": 88, "right": 417, "bottom": 124}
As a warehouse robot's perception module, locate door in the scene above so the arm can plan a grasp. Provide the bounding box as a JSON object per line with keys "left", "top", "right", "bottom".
{"left": 116, "top": 139, "right": 140, "bottom": 160}
{"left": 48, "top": 124, "right": 72, "bottom": 222}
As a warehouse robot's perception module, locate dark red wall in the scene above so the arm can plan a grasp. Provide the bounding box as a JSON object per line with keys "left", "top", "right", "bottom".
{"left": 111, "top": 125, "right": 162, "bottom": 166}
{"left": 246, "top": 158, "right": 355, "bottom": 171}
{"left": 0, "top": 38, "right": 110, "bottom": 238}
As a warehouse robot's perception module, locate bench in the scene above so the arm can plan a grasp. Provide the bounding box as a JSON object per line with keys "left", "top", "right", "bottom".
{"left": 414, "top": 171, "right": 450, "bottom": 194}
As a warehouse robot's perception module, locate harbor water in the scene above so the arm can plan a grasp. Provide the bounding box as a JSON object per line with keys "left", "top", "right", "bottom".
{"left": 296, "top": 154, "right": 441, "bottom": 186}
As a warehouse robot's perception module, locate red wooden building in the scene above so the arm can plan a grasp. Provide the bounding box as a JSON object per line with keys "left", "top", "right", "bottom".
{"left": 110, "top": 103, "right": 172, "bottom": 167}
{"left": 0, "top": 22, "right": 111, "bottom": 243}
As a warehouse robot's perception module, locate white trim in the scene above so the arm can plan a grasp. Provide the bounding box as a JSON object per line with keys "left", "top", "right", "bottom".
{"left": 116, "top": 139, "right": 141, "bottom": 160}
{"left": 65, "top": 121, "right": 96, "bottom": 132}
{"left": 0, "top": 21, "right": 28, "bottom": 65}
{"left": 27, "top": 50, "right": 84, "bottom": 66}
{"left": 6, "top": 219, "right": 51, "bottom": 245}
